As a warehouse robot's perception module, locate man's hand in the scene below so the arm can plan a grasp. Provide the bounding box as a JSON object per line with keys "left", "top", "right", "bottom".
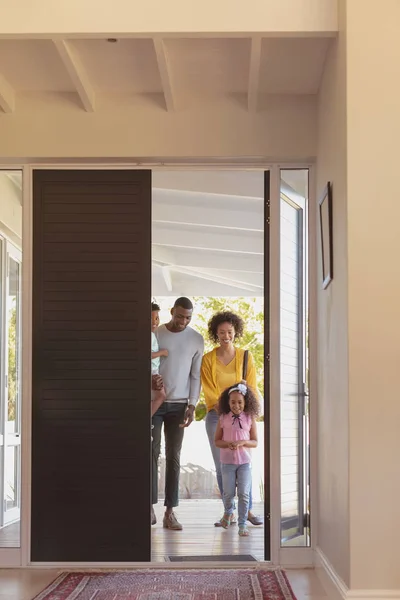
{"left": 151, "top": 374, "right": 163, "bottom": 391}
{"left": 180, "top": 404, "right": 195, "bottom": 428}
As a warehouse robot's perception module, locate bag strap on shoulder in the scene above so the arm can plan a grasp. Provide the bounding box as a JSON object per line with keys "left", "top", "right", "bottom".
{"left": 242, "top": 350, "right": 249, "bottom": 380}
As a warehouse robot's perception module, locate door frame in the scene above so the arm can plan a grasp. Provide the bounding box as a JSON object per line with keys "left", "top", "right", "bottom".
{"left": 2, "top": 241, "right": 22, "bottom": 527}
{"left": 0, "top": 161, "right": 317, "bottom": 569}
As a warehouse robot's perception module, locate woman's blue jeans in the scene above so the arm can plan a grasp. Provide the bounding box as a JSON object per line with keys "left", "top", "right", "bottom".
{"left": 205, "top": 408, "right": 253, "bottom": 511}
{"left": 221, "top": 462, "right": 251, "bottom": 526}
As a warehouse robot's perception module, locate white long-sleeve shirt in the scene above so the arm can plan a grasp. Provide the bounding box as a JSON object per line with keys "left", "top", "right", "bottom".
{"left": 155, "top": 324, "right": 204, "bottom": 406}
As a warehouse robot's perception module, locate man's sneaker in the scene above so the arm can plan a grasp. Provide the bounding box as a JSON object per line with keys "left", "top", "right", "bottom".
{"left": 151, "top": 506, "right": 157, "bottom": 526}
{"left": 163, "top": 511, "right": 183, "bottom": 530}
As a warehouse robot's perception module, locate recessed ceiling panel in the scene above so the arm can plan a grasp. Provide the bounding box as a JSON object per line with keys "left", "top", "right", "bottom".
{"left": 260, "top": 38, "right": 330, "bottom": 94}
{"left": 165, "top": 38, "right": 250, "bottom": 96}
{"left": 70, "top": 39, "right": 162, "bottom": 93}
{"left": 0, "top": 40, "right": 75, "bottom": 91}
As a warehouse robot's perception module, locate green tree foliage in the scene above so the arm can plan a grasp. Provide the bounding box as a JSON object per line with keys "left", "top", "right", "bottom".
{"left": 190, "top": 297, "right": 264, "bottom": 420}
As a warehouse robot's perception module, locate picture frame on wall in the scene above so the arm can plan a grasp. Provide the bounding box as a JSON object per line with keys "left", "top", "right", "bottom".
{"left": 319, "top": 181, "right": 333, "bottom": 289}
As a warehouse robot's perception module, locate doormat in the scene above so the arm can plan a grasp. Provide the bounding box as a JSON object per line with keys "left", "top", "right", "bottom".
{"left": 32, "top": 568, "right": 296, "bottom": 600}
{"left": 168, "top": 554, "right": 258, "bottom": 561}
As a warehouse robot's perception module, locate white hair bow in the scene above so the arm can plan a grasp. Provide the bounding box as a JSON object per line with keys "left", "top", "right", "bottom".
{"left": 229, "top": 382, "right": 247, "bottom": 396}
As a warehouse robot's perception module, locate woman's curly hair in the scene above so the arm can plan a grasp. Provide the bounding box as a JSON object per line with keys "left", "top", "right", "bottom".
{"left": 208, "top": 311, "right": 244, "bottom": 344}
{"left": 217, "top": 382, "right": 260, "bottom": 418}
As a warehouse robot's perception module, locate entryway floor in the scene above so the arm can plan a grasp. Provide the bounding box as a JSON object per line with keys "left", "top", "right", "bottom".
{"left": 152, "top": 499, "right": 265, "bottom": 561}
{"left": 0, "top": 567, "right": 328, "bottom": 600}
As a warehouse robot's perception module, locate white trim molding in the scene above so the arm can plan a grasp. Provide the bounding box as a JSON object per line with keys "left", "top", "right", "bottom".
{"left": 347, "top": 593, "right": 400, "bottom": 600}
{"left": 316, "top": 547, "right": 400, "bottom": 600}
{"left": 316, "top": 547, "right": 348, "bottom": 600}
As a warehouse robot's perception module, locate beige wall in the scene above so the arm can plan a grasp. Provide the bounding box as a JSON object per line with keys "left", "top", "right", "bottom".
{"left": 318, "top": 0, "right": 400, "bottom": 591}
{"left": 346, "top": 0, "right": 400, "bottom": 590}
{"left": 0, "top": 173, "right": 22, "bottom": 241}
{"left": 0, "top": 0, "right": 337, "bottom": 35}
{"left": 316, "top": 0, "right": 349, "bottom": 586}
{"left": 0, "top": 94, "right": 317, "bottom": 159}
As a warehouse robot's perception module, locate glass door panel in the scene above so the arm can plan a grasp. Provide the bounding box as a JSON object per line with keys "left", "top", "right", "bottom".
{"left": 4, "top": 246, "right": 22, "bottom": 525}
{"left": 279, "top": 169, "right": 310, "bottom": 547}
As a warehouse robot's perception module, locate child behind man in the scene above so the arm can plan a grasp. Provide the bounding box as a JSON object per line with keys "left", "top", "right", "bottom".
{"left": 151, "top": 302, "right": 168, "bottom": 415}
{"left": 214, "top": 381, "right": 260, "bottom": 537}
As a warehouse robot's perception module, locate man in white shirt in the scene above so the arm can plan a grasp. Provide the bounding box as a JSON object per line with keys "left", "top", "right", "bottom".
{"left": 152, "top": 297, "right": 204, "bottom": 530}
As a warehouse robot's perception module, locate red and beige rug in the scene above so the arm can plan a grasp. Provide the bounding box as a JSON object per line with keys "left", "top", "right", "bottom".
{"left": 33, "top": 568, "right": 296, "bottom": 600}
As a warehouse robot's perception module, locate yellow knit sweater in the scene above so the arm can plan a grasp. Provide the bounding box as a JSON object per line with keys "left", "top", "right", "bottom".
{"left": 200, "top": 347, "right": 258, "bottom": 412}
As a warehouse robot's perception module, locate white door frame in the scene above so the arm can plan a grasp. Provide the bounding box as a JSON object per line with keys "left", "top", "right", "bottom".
{"left": 0, "top": 161, "right": 317, "bottom": 569}
{"left": 0, "top": 218, "right": 23, "bottom": 567}
{"left": 3, "top": 241, "right": 22, "bottom": 526}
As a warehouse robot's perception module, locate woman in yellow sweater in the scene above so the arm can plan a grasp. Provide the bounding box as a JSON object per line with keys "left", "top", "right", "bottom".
{"left": 201, "top": 311, "right": 263, "bottom": 527}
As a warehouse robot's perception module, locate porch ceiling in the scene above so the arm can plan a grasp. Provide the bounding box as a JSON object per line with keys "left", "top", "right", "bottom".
{"left": 152, "top": 170, "right": 306, "bottom": 297}
{"left": 0, "top": 36, "right": 330, "bottom": 114}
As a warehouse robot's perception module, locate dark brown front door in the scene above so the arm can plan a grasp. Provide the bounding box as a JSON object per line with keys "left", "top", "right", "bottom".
{"left": 31, "top": 170, "right": 151, "bottom": 562}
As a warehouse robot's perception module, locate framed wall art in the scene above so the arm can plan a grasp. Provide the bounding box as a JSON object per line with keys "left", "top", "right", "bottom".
{"left": 319, "top": 181, "right": 333, "bottom": 289}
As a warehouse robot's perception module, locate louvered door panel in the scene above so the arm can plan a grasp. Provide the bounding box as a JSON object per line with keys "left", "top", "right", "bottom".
{"left": 32, "top": 170, "right": 151, "bottom": 562}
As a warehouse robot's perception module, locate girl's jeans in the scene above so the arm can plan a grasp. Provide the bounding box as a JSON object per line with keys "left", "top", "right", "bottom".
{"left": 205, "top": 408, "right": 253, "bottom": 511}
{"left": 221, "top": 462, "right": 252, "bottom": 526}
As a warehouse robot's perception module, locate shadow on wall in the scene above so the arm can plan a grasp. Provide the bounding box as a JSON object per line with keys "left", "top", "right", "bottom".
{"left": 158, "top": 458, "right": 220, "bottom": 500}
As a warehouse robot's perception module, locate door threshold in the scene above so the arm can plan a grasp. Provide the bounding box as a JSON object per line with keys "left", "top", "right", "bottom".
{"left": 29, "top": 560, "right": 275, "bottom": 570}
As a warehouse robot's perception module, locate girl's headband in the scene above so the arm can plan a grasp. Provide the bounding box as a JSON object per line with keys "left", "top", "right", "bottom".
{"left": 228, "top": 382, "right": 247, "bottom": 396}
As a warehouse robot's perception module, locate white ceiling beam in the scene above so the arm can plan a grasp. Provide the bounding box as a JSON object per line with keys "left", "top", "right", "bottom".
{"left": 153, "top": 171, "right": 265, "bottom": 198}
{"left": 53, "top": 40, "right": 95, "bottom": 112}
{"left": 154, "top": 219, "right": 262, "bottom": 234}
{"left": 152, "top": 245, "right": 264, "bottom": 272}
{"left": 0, "top": 73, "right": 15, "bottom": 113}
{"left": 153, "top": 222, "right": 263, "bottom": 255}
{"left": 154, "top": 261, "right": 261, "bottom": 294}
{"left": 152, "top": 192, "right": 263, "bottom": 231}
{"left": 161, "top": 266, "right": 173, "bottom": 292}
{"left": 195, "top": 268, "right": 263, "bottom": 286}
{"left": 153, "top": 38, "right": 175, "bottom": 112}
{"left": 248, "top": 36, "right": 262, "bottom": 113}
{"left": 5, "top": 172, "right": 22, "bottom": 194}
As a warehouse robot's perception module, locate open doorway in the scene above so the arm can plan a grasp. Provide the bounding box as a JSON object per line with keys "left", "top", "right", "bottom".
{"left": 150, "top": 170, "right": 268, "bottom": 561}
{"left": 150, "top": 167, "right": 311, "bottom": 562}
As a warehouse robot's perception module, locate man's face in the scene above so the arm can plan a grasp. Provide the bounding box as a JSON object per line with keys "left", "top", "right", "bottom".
{"left": 151, "top": 311, "right": 160, "bottom": 332}
{"left": 170, "top": 306, "right": 192, "bottom": 332}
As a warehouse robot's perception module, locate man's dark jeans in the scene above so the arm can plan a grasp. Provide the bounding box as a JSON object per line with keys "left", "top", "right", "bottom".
{"left": 152, "top": 401, "right": 187, "bottom": 508}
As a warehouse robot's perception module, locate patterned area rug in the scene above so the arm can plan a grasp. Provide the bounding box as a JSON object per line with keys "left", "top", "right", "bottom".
{"left": 33, "top": 568, "right": 296, "bottom": 599}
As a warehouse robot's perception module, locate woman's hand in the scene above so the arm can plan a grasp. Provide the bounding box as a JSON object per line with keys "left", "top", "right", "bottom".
{"left": 152, "top": 374, "right": 163, "bottom": 391}
{"left": 160, "top": 349, "right": 169, "bottom": 357}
